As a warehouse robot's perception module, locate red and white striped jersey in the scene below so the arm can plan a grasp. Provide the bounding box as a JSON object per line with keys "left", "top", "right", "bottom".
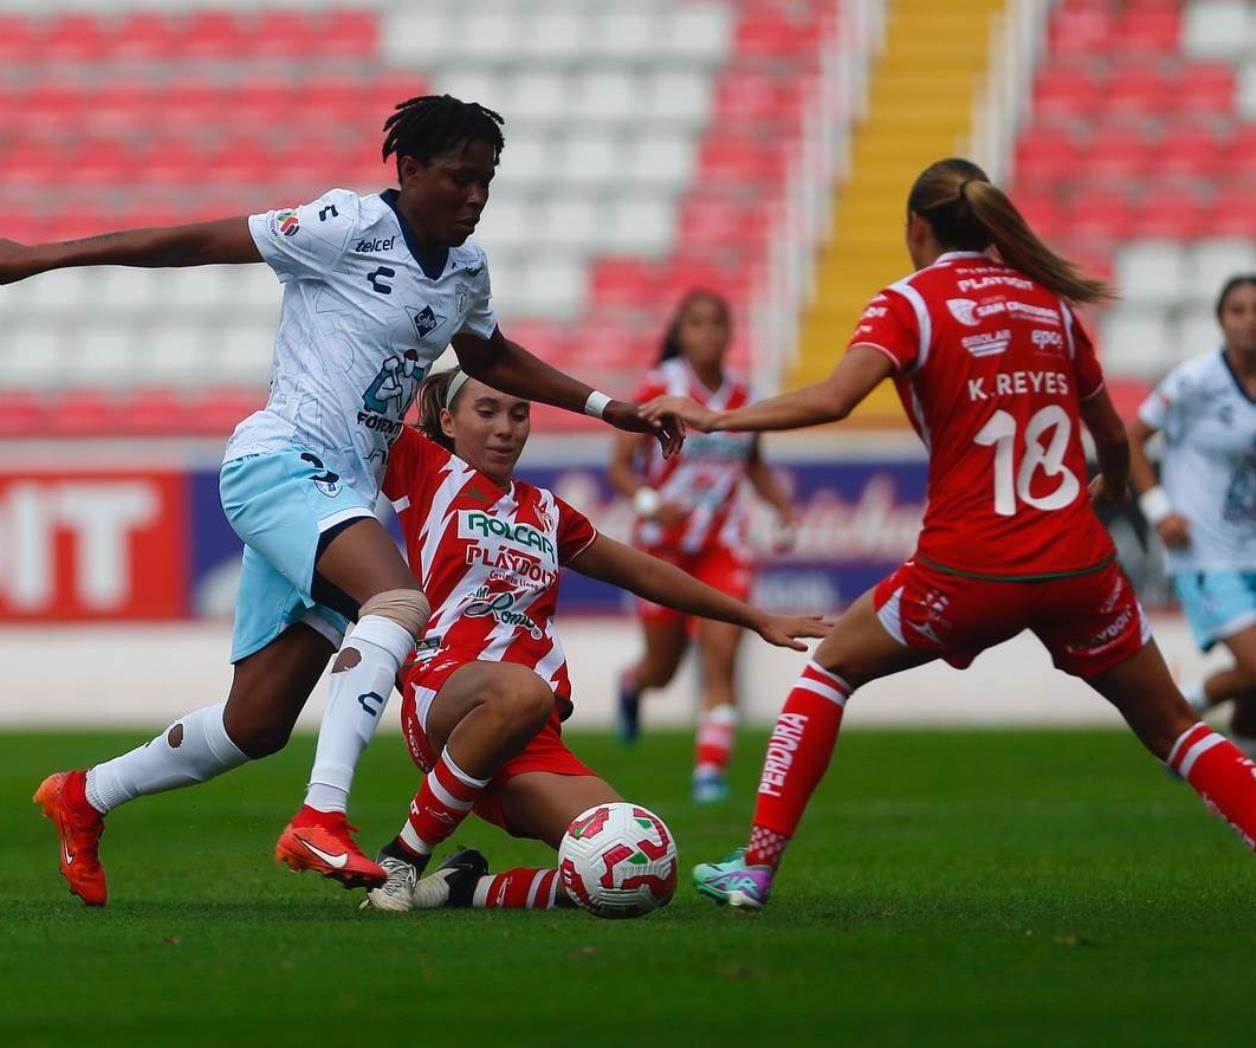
{"left": 382, "top": 427, "right": 598, "bottom": 707}
{"left": 631, "top": 358, "right": 756, "bottom": 557}
{"left": 849, "top": 251, "right": 1114, "bottom": 579}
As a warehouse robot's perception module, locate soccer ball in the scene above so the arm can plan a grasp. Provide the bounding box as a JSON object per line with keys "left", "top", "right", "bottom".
{"left": 558, "top": 802, "right": 678, "bottom": 918}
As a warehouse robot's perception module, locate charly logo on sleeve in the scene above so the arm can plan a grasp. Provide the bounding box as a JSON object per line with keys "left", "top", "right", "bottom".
{"left": 463, "top": 586, "right": 545, "bottom": 639}
{"left": 270, "top": 208, "right": 300, "bottom": 238}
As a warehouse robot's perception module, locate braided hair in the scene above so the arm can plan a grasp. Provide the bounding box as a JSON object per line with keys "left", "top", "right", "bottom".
{"left": 382, "top": 94, "right": 505, "bottom": 176}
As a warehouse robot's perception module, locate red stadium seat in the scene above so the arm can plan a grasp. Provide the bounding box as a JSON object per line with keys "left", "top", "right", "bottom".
{"left": 177, "top": 12, "right": 247, "bottom": 60}
{"left": 1113, "top": 5, "right": 1180, "bottom": 54}
{"left": 0, "top": 394, "right": 44, "bottom": 437}
{"left": 1128, "top": 192, "right": 1208, "bottom": 238}
{"left": 1101, "top": 65, "right": 1173, "bottom": 117}
{"left": 1085, "top": 130, "right": 1152, "bottom": 181}
{"left": 590, "top": 258, "right": 659, "bottom": 309}
{"left": 112, "top": 13, "right": 180, "bottom": 62}
{"left": 41, "top": 15, "right": 109, "bottom": 63}
{"left": 1048, "top": 6, "right": 1116, "bottom": 56}
{"left": 1173, "top": 64, "right": 1237, "bottom": 114}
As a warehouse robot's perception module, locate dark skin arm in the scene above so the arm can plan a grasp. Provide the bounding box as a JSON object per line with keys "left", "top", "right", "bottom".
{"left": 0, "top": 218, "right": 261, "bottom": 283}
{"left": 569, "top": 534, "right": 829, "bottom": 650}
{"left": 639, "top": 345, "right": 894, "bottom": 432}
{"left": 452, "top": 327, "right": 684, "bottom": 457}
{"left": 1126, "top": 413, "right": 1190, "bottom": 547}
{"left": 1079, "top": 388, "right": 1132, "bottom": 506}
{"left": 744, "top": 436, "right": 795, "bottom": 525}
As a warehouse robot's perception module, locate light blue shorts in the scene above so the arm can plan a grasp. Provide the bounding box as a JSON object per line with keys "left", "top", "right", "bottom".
{"left": 1173, "top": 570, "right": 1256, "bottom": 652}
{"left": 219, "top": 446, "right": 375, "bottom": 663}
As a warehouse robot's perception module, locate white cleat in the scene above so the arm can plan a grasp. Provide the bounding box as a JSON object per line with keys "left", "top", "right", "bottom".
{"left": 359, "top": 854, "right": 421, "bottom": 912}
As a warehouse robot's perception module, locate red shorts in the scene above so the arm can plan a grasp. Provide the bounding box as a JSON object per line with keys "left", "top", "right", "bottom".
{"left": 398, "top": 654, "right": 596, "bottom": 834}
{"left": 635, "top": 544, "right": 753, "bottom": 625}
{"left": 872, "top": 558, "right": 1150, "bottom": 679}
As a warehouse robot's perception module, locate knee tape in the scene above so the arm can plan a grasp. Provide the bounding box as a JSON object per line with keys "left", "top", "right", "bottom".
{"left": 360, "top": 588, "right": 431, "bottom": 637}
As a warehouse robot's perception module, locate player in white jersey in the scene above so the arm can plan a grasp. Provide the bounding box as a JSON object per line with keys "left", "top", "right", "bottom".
{"left": 1130, "top": 275, "right": 1256, "bottom": 755}
{"left": 8, "top": 95, "right": 682, "bottom": 906}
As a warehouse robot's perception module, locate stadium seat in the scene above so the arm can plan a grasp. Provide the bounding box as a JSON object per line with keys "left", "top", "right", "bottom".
{"left": 1101, "top": 307, "right": 1175, "bottom": 379}
{"left": 1185, "top": 238, "right": 1256, "bottom": 301}
{"left": 1183, "top": 0, "right": 1252, "bottom": 60}
{"left": 1115, "top": 241, "right": 1187, "bottom": 305}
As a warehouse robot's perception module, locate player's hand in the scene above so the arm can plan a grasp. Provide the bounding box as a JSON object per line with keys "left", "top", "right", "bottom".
{"left": 752, "top": 613, "right": 833, "bottom": 651}
{"left": 1156, "top": 513, "right": 1191, "bottom": 549}
{"left": 605, "top": 400, "right": 685, "bottom": 458}
{"left": 1087, "top": 474, "right": 1127, "bottom": 506}
{"left": 640, "top": 395, "right": 718, "bottom": 433}
{"left": 0, "top": 238, "right": 39, "bottom": 285}
{"left": 651, "top": 501, "right": 691, "bottom": 527}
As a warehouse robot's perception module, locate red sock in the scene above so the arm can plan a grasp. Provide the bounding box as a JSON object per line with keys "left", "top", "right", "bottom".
{"left": 397, "top": 747, "right": 490, "bottom": 858}
{"left": 695, "top": 704, "right": 736, "bottom": 776}
{"left": 472, "top": 867, "right": 563, "bottom": 909}
{"left": 745, "top": 661, "right": 850, "bottom": 869}
{"left": 1168, "top": 723, "right": 1256, "bottom": 851}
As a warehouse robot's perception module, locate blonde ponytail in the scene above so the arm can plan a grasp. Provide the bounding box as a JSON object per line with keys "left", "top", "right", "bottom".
{"left": 908, "top": 158, "right": 1114, "bottom": 306}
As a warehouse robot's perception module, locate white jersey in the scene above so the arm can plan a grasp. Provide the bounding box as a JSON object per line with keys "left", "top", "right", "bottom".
{"left": 1139, "top": 349, "right": 1256, "bottom": 572}
{"left": 224, "top": 188, "right": 498, "bottom": 502}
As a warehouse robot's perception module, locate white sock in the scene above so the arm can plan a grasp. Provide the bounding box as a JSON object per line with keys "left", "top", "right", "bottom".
{"left": 84, "top": 703, "right": 248, "bottom": 815}
{"left": 1182, "top": 679, "right": 1209, "bottom": 713}
{"left": 304, "top": 615, "right": 414, "bottom": 813}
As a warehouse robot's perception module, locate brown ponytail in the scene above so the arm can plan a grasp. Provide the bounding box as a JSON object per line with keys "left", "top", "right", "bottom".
{"left": 908, "top": 158, "right": 1114, "bottom": 305}
{"left": 414, "top": 367, "right": 467, "bottom": 452}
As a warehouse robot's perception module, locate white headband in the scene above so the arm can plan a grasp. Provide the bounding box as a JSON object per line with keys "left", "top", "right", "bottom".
{"left": 444, "top": 370, "right": 470, "bottom": 409}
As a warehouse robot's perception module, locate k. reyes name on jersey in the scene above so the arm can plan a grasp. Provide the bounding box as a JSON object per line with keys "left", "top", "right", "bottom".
{"left": 225, "top": 188, "right": 497, "bottom": 502}
{"left": 383, "top": 428, "right": 597, "bottom": 699}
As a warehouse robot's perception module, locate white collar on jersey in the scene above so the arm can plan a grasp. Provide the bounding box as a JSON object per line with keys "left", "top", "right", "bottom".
{"left": 935, "top": 251, "right": 990, "bottom": 264}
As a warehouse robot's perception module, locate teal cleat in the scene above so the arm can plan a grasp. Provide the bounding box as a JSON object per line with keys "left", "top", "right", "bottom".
{"left": 692, "top": 848, "right": 773, "bottom": 910}
{"left": 691, "top": 768, "right": 729, "bottom": 804}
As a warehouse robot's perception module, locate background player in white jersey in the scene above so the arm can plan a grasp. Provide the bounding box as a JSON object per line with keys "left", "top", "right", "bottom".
{"left": 357, "top": 368, "right": 824, "bottom": 912}
{"left": 7, "top": 95, "right": 682, "bottom": 906}
{"left": 607, "top": 291, "right": 795, "bottom": 802}
{"left": 1130, "top": 275, "right": 1256, "bottom": 755}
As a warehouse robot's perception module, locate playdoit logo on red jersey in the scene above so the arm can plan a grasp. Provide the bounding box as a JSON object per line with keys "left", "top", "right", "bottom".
{"left": 0, "top": 470, "right": 187, "bottom": 621}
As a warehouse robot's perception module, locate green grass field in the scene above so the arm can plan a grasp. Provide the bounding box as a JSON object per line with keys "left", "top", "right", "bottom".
{"left": 3, "top": 727, "right": 1254, "bottom": 1046}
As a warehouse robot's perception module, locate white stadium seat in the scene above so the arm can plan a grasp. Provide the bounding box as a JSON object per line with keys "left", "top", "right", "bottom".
{"left": 539, "top": 196, "right": 603, "bottom": 252}
{"left": 656, "top": 3, "right": 735, "bottom": 65}
{"left": 521, "top": 12, "right": 586, "bottom": 64}
{"left": 644, "top": 71, "right": 714, "bottom": 126}
{"left": 1182, "top": 1, "right": 1253, "bottom": 61}
{"left": 588, "top": 11, "right": 660, "bottom": 63}
{"left": 1185, "top": 239, "right": 1256, "bottom": 304}
{"left": 1100, "top": 307, "right": 1175, "bottom": 379}
{"left": 624, "top": 133, "right": 697, "bottom": 189}
{"left": 1114, "top": 241, "right": 1187, "bottom": 305}
{"left": 570, "top": 71, "right": 642, "bottom": 126}
{"left": 510, "top": 72, "right": 569, "bottom": 123}
{"left": 1239, "top": 60, "right": 1256, "bottom": 119}
{"left": 459, "top": 11, "right": 520, "bottom": 63}
{"left": 520, "top": 257, "right": 585, "bottom": 319}
{"left": 605, "top": 196, "right": 677, "bottom": 256}
{"left": 1173, "top": 307, "right": 1224, "bottom": 358}
{"left": 555, "top": 133, "right": 625, "bottom": 188}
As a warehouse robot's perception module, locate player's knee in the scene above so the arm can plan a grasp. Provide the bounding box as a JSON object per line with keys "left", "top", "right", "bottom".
{"left": 222, "top": 709, "right": 292, "bottom": 759}
{"left": 359, "top": 587, "right": 430, "bottom": 638}
{"left": 484, "top": 670, "right": 554, "bottom": 732}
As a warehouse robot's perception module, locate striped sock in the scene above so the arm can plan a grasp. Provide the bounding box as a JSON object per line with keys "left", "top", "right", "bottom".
{"left": 471, "top": 867, "right": 564, "bottom": 909}
{"left": 396, "top": 748, "right": 490, "bottom": 858}
{"left": 695, "top": 704, "right": 737, "bottom": 777}
{"left": 745, "top": 661, "right": 851, "bottom": 870}
{"left": 1167, "top": 723, "right": 1256, "bottom": 853}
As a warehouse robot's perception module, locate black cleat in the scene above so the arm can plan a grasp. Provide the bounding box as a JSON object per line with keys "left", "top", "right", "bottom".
{"left": 412, "top": 847, "right": 488, "bottom": 909}
{"left": 616, "top": 673, "right": 641, "bottom": 745}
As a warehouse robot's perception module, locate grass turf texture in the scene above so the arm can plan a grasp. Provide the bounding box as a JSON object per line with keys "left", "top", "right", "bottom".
{"left": 2, "top": 729, "right": 1254, "bottom": 1046}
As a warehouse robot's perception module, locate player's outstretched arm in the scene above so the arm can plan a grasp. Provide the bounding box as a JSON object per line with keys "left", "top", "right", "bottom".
{"left": 640, "top": 345, "right": 893, "bottom": 433}
{"left": 744, "top": 437, "right": 796, "bottom": 532}
{"left": 450, "top": 328, "right": 684, "bottom": 457}
{"left": 0, "top": 218, "right": 261, "bottom": 285}
{"left": 568, "top": 534, "right": 828, "bottom": 650}
{"left": 1124, "top": 409, "right": 1190, "bottom": 548}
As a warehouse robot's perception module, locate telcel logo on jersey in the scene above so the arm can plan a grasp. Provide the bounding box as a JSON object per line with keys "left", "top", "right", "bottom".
{"left": 355, "top": 236, "right": 396, "bottom": 253}
{"left": 458, "top": 511, "right": 556, "bottom": 561}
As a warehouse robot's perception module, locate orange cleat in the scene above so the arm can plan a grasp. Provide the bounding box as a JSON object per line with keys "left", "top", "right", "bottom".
{"left": 275, "top": 806, "right": 387, "bottom": 890}
{"left": 34, "top": 770, "right": 107, "bottom": 907}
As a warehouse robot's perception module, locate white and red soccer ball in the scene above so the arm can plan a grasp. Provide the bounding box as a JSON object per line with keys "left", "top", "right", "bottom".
{"left": 558, "top": 802, "right": 677, "bottom": 918}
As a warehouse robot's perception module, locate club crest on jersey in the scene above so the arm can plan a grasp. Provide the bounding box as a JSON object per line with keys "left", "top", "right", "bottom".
{"left": 411, "top": 305, "right": 446, "bottom": 341}
{"left": 946, "top": 298, "right": 981, "bottom": 326}
{"left": 455, "top": 282, "right": 471, "bottom": 318}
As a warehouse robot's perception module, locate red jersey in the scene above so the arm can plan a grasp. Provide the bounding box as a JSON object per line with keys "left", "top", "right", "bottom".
{"left": 849, "top": 251, "right": 1114, "bottom": 579}
{"left": 382, "top": 428, "right": 598, "bottom": 709}
{"left": 632, "top": 358, "right": 755, "bottom": 557}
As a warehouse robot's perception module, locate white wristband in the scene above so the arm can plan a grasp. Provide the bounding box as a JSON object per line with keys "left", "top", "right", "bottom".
{"left": 633, "top": 487, "right": 661, "bottom": 518}
{"left": 584, "top": 391, "right": 612, "bottom": 419}
{"left": 1139, "top": 486, "right": 1174, "bottom": 526}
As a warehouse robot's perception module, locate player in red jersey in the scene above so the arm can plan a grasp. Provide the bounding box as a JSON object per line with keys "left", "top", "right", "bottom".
{"left": 356, "top": 368, "right": 825, "bottom": 912}
{"left": 608, "top": 290, "right": 795, "bottom": 801}
{"left": 644, "top": 158, "right": 1256, "bottom": 909}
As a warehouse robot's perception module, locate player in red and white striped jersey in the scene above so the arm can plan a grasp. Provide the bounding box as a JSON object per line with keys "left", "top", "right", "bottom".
{"left": 646, "top": 159, "right": 1256, "bottom": 910}
{"left": 608, "top": 291, "right": 795, "bottom": 802}
{"left": 361, "top": 368, "right": 825, "bottom": 912}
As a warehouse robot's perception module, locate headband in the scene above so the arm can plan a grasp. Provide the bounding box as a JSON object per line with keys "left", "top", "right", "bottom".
{"left": 444, "top": 370, "right": 470, "bottom": 410}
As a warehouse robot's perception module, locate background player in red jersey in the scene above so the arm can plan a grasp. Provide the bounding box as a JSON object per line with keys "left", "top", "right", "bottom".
{"left": 608, "top": 290, "right": 795, "bottom": 802}
{"left": 645, "top": 158, "right": 1256, "bottom": 910}
{"left": 359, "top": 368, "right": 825, "bottom": 912}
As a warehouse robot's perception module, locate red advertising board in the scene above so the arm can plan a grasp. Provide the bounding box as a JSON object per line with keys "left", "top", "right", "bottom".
{"left": 0, "top": 469, "right": 188, "bottom": 620}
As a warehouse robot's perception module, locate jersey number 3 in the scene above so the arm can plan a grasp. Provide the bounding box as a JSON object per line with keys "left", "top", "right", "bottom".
{"left": 973, "top": 405, "right": 1080, "bottom": 517}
